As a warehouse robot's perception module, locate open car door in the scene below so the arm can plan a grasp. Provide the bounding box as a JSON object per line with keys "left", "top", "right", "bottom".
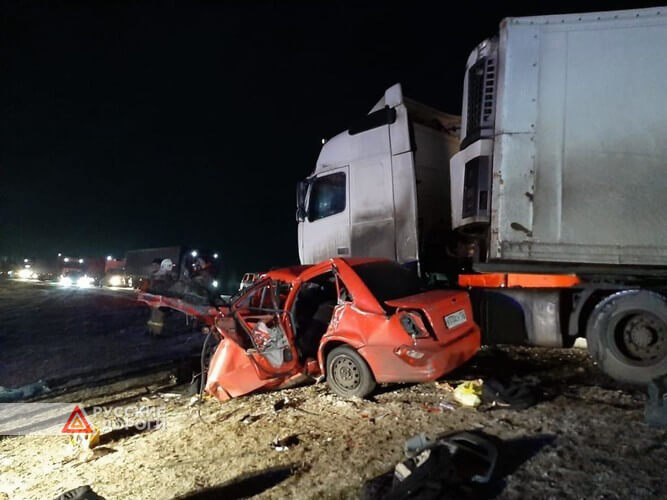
{"left": 206, "top": 278, "right": 301, "bottom": 401}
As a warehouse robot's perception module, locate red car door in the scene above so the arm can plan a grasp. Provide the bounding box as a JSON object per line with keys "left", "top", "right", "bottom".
{"left": 206, "top": 279, "right": 301, "bottom": 401}
{"left": 230, "top": 278, "right": 300, "bottom": 378}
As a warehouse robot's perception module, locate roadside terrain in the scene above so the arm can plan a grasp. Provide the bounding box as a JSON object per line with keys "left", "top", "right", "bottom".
{"left": 2, "top": 344, "right": 665, "bottom": 499}
{"left": 0, "top": 279, "right": 203, "bottom": 393}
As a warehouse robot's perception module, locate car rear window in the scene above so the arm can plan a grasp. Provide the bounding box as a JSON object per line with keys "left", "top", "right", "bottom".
{"left": 352, "top": 261, "right": 426, "bottom": 304}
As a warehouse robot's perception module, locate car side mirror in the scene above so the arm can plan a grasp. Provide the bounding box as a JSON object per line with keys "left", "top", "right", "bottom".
{"left": 296, "top": 180, "right": 310, "bottom": 222}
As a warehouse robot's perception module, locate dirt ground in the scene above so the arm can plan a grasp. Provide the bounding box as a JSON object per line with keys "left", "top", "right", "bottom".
{"left": 2, "top": 345, "right": 665, "bottom": 499}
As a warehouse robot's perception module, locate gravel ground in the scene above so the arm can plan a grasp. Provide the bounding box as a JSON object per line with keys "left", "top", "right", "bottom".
{"left": 1, "top": 346, "right": 665, "bottom": 499}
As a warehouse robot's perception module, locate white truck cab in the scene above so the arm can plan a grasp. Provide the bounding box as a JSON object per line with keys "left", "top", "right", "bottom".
{"left": 297, "top": 84, "right": 460, "bottom": 275}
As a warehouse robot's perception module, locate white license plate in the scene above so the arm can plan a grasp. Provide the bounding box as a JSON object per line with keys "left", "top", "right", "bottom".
{"left": 444, "top": 309, "right": 467, "bottom": 329}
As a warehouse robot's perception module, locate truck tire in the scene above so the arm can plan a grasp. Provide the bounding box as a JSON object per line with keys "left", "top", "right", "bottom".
{"left": 586, "top": 290, "right": 667, "bottom": 385}
{"left": 326, "top": 345, "right": 376, "bottom": 399}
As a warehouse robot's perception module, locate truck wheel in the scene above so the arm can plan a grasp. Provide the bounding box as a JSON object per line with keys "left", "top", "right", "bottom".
{"left": 326, "top": 345, "right": 376, "bottom": 398}
{"left": 586, "top": 290, "right": 667, "bottom": 385}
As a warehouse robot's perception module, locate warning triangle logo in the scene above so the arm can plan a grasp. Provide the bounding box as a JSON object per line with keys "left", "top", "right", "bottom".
{"left": 61, "top": 405, "right": 93, "bottom": 434}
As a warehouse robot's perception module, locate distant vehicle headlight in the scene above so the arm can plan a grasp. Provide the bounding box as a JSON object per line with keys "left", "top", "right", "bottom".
{"left": 77, "top": 276, "right": 94, "bottom": 288}
{"left": 109, "top": 275, "right": 122, "bottom": 287}
{"left": 60, "top": 276, "right": 73, "bottom": 287}
{"left": 18, "top": 269, "right": 32, "bottom": 279}
{"left": 212, "top": 280, "right": 219, "bottom": 288}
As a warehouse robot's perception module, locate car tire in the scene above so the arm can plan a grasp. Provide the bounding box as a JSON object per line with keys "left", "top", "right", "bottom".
{"left": 586, "top": 290, "right": 667, "bottom": 385}
{"left": 326, "top": 345, "right": 376, "bottom": 398}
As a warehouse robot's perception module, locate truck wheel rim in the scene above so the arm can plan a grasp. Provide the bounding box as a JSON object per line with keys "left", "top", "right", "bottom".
{"left": 332, "top": 356, "right": 360, "bottom": 390}
{"left": 616, "top": 312, "right": 667, "bottom": 365}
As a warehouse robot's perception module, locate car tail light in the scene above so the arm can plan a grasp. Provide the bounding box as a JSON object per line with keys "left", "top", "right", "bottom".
{"left": 395, "top": 345, "right": 430, "bottom": 366}
{"left": 400, "top": 312, "right": 430, "bottom": 339}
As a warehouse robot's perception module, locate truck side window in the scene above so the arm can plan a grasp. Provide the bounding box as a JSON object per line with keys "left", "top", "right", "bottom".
{"left": 307, "top": 172, "right": 346, "bottom": 222}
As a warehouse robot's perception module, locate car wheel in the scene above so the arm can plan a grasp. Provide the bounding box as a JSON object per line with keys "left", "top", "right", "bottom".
{"left": 326, "top": 345, "right": 376, "bottom": 398}
{"left": 586, "top": 290, "right": 667, "bottom": 385}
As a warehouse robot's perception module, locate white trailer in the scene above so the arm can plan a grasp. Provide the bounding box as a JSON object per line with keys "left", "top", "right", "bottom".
{"left": 451, "top": 7, "right": 667, "bottom": 265}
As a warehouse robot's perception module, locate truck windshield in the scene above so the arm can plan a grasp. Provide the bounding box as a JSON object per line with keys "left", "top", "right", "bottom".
{"left": 308, "top": 172, "right": 346, "bottom": 221}
{"left": 352, "top": 261, "right": 425, "bottom": 303}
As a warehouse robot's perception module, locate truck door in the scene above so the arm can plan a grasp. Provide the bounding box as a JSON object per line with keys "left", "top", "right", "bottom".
{"left": 300, "top": 167, "right": 351, "bottom": 264}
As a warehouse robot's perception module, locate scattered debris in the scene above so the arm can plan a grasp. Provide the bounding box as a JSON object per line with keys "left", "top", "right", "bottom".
{"left": 481, "top": 379, "right": 540, "bottom": 410}
{"left": 360, "top": 431, "right": 498, "bottom": 499}
{"left": 53, "top": 485, "right": 105, "bottom": 500}
{"left": 157, "top": 392, "right": 182, "bottom": 400}
{"left": 240, "top": 414, "right": 262, "bottom": 425}
{"left": 423, "top": 401, "right": 457, "bottom": 413}
{"left": 453, "top": 380, "right": 483, "bottom": 408}
{"left": 70, "top": 426, "right": 101, "bottom": 450}
{"left": 435, "top": 381, "right": 455, "bottom": 392}
{"left": 273, "top": 396, "right": 300, "bottom": 412}
{"left": 271, "top": 434, "right": 300, "bottom": 451}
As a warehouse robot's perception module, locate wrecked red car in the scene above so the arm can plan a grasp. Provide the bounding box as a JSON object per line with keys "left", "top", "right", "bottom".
{"left": 202, "top": 258, "right": 480, "bottom": 400}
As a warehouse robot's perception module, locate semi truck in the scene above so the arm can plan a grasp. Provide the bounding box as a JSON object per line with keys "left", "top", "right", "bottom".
{"left": 296, "top": 6, "right": 667, "bottom": 384}
{"left": 124, "top": 246, "right": 189, "bottom": 289}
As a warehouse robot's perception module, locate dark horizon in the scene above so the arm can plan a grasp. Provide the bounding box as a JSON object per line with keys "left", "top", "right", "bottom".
{"left": 1, "top": 1, "right": 660, "bottom": 280}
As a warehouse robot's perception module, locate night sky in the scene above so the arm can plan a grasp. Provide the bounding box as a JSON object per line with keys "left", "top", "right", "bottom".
{"left": 1, "top": 1, "right": 660, "bottom": 284}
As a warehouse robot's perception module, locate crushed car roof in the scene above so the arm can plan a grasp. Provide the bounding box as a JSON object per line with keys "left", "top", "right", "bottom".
{"left": 263, "top": 258, "right": 389, "bottom": 284}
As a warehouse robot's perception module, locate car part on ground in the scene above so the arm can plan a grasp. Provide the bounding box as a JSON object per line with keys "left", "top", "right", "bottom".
{"left": 360, "top": 431, "right": 498, "bottom": 499}
{"left": 480, "top": 379, "right": 540, "bottom": 410}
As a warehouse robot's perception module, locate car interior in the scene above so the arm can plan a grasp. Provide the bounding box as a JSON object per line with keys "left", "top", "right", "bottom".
{"left": 292, "top": 271, "right": 349, "bottom": 360}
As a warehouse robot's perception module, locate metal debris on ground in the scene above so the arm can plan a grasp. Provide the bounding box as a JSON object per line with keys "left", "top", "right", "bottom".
{"left": 157, "top": 392, "right": 181, "bottom": 399}
{"left": 423, "top": 401, "right": 457, "bottom": 413}
{"left": 271, "top": 434, "right": 300, "bottom": 451}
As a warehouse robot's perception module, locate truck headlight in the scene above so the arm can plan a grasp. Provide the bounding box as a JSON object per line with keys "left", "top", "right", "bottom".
{"left": 18, "top": 269, "right": 32, "bottom": 279}
{"left": 109, "top": 275, "right": 122, "bottom": 287}
{"left": 60, "top": 276, "right": 73, "bottom": 287}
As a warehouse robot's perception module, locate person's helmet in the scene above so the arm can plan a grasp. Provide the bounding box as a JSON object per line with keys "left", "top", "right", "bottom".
{"left": 160, "top": 259, "right": 174, "bottom": 272}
